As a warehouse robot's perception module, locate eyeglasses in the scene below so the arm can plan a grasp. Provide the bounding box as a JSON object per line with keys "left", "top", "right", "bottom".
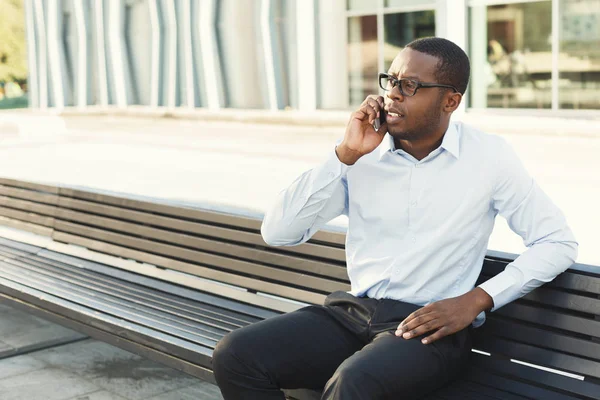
{"left": 378, "top": 73, "right": 458, "bottom": 97}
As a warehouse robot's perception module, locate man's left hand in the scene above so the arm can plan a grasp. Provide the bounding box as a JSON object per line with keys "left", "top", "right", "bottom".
{"left": 395, "top": 287, "right": 493, "bottom": 344}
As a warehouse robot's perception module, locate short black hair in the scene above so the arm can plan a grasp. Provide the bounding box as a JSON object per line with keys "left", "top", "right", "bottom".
{"left": 406, "top": 37, "right": 470, "bottom": 95}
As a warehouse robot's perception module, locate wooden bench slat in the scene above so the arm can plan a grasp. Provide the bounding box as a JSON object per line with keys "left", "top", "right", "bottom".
{"left": 58, "top": 192, "right": 346, "bottom": 262}
{"left": 53, "top": 220, "right": 348, "bottom": 294}
{"left": 55, "top": 206, "right": 349, "bottom": 281}
{"left": 480, "top": 317, "right": 600, "bottom": 362}
{"left": 26, "top": 254, "right": 261, "bottom": 326}
{"left": 0, "top": 215, "right": 54, "bottom": 237}
{"left": 0, "top": 286, "right": 216, "bottom": 370}
{"left": 466, "top": 367, "right": 585, "bottom": 400}
{"left": 0, "top": 196, "right": 58, "bottom": 217}
{"left": 0, "top": 185, "right": 60, "bottom": 205}
{"left": 471, "top": 354, "right": 600, "bottom": 400}
{"left": 37, "top": 249, "right": 279, "bottom": 321}
{"left": 0, "top": 206, "right": 55, "bottom": 227}
{"left": 0, "top": 262, "right": 222, "bottom": 347}
{"left": 0, "top": 178, "right": 60, "bottom": 194}
{"left": 51, "top": 231, "right": 326, "bottom": 306}
{"left": 474, "top": 335, "right": 600, "bottom": 380}
{"left": 10, "top": 256, "right": 247, "bottom": 333}
{"left": 59, "top": 187, "right": 347, "bottom": 246}
{"left": 495, "top": 302, "right": 600, "bottom": 338}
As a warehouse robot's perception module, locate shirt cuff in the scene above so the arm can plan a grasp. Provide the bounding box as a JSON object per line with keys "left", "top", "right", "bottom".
{"left": 477, "top": 266, "right": 523, "bottom": 312}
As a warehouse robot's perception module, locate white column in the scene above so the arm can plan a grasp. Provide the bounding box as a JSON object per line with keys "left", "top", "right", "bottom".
{"left": 469, "top": 4, "right": 488, "bottom": 109}
{"left": 162, "top": 0, "right": 178, "bottom": 108}
{"left": 93, "top": 0, "right": 109, "bottom": 106}
{"left": 107, "top": 0, "right": 129, "bottom": 107}
{"left": 437, "top": 0, "right": 468, "bottom": 113}
{"left": 148, "top": 0, "right": 161, "bottom": 108}
{"left": 24, "top": 0, "right": 39, "bottom": 108}
{"left": 296, "top": 0, "right": 317, "bottom": 110}
{"left": 73, "top": 0, "right": 90, "bottom": 108}
{"left": 318, "top": 0, "right": 348, "bottom": 109}
{"left": 199, "top": 0, "right": 224, "bottom": 110}
{"left": 261, "top": 0, "right": 279, "bottom": 110}
{"left": 181, "top": 0, "right": 196, "bottom": 108}
{"left": 46, "top": 0, "right": 67, "bottom": 108}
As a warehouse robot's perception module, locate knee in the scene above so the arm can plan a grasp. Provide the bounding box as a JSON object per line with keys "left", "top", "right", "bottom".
{"left": 212, "top": 329, "right": 246, "bottom": 378}
{"left": 324, "top": 364, "right": 380, "bottom": 397}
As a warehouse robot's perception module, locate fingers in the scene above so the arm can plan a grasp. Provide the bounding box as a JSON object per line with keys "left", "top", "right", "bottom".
{"left": 395, "top": 313, "right": 440, "bottom": 339}
{"left": 421, "top": 326, "right": 451, "bottom": 345}
{"left": 358, "top": 95, "right": 385, "bottom": 123}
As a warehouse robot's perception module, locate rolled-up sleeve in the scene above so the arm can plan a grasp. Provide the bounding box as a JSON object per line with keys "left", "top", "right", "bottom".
{"left": 478, "top": 139, "right": 578, "bottom": 311}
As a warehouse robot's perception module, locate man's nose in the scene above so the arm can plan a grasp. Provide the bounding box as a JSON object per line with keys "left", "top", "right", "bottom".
{"left": 386, "top": 85, "right": 404, "bottom": 102}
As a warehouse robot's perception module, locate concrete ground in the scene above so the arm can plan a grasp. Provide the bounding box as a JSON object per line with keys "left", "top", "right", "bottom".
{"left": 0, "top": 113, "right": 598, "bottom": 265}
{"left": 0, "top": 302, "right": 223, "bottom": 400}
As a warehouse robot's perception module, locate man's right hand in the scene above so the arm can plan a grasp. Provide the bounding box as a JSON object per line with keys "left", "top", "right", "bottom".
{"left": 336, "top": 95, "right": 388, "bottom": 166}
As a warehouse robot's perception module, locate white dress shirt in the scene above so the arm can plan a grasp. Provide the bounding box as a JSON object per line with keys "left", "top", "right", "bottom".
{"left": 261, "top": 122, "right": 578, "bottom": 327}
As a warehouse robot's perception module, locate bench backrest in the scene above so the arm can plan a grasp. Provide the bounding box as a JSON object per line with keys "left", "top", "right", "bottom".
{"left": 1, "top": 177, "right": 599, "bottom": 388}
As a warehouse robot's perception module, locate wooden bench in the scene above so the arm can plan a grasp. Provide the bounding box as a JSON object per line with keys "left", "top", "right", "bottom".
{"left": 0, "top": 177, "right": 599, "bottom": 400}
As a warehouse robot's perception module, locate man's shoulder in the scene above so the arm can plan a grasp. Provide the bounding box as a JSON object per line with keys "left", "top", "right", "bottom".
{"left": 455, "top": 121, "right": 510, "bottom": 155}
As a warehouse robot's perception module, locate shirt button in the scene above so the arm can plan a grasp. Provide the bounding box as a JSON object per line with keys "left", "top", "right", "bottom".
{"left": 411, "top": 201, "right": 417, "bottom": 206}
{"left": 328, "top": 172, "right": 335, "bottom": 179}
{"left": 412, "top": 236, "right": 417, "bottom": 243}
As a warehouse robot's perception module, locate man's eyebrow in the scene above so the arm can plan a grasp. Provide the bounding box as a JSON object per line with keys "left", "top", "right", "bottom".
{"left": 386, "top": 72, "right": 421, "bottom": 80}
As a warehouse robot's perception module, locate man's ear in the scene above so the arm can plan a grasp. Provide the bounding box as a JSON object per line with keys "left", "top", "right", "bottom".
{"left": 444, "top": 92, "right": 463, "bottom": 113}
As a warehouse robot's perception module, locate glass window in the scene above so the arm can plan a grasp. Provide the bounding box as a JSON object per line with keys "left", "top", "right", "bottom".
{"left": 469, "top": 1, "right": 552, "bottom": 109}
{"left": 383, "top": 11, "right": 435, "bottom": 71}
{"left": 347, "top": 0, "right": 376, "bottom": 12}
{"left": 559, "top": 0, "right": 600, "bottom": 109}
{"left": 385, "top": 0, "right": 436, "bottom": 8}
{"left": 348, "top": 15, "right": 378, "bottom": 106}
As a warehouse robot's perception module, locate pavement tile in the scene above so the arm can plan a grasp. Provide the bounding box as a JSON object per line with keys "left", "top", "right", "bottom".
{"left": 147, "top": 381, "right": 224, "bottom": 400}
{"left": 0, "top": 354, "right": 47, "bottom": 380}
{"left": 0, "top": 303, "right": 84, "bottom": 350}
{"left": 63, "top": 390, "right": 129, "bottom": 400}
{"left": 0, "top": 367, "right": 99, "bottom": 400}
{"left": 31, "top": 340, "right": 200, "bottom": 400}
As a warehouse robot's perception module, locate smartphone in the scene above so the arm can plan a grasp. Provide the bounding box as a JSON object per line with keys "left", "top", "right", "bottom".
{"left": 373, "top": 110, "right": 386, "bottom": 131}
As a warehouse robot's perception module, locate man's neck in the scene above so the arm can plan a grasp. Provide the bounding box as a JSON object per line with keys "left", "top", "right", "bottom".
{"left": 393, "top": 121, "right": 450, "bottom": 161}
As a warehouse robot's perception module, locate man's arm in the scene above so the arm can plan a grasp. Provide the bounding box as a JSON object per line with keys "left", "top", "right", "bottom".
{"left": 260, "top": 145, "right": 350, "bottom": 246}
{"left": 397, "top": 138, "right": 577, "bottom": 344}
{"left": 477, "top": 138, "right": 578, "bottom": 311}
{"left": 262, "top": 94, "right": 389, "bottom": 246}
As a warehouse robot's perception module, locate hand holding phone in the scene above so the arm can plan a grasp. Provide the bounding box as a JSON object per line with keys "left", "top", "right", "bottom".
{"left": 373, "top": 110, "right": 386, "bottom": 131}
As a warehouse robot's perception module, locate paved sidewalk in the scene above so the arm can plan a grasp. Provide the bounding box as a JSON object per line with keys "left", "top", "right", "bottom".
{"left": 0, "top": 303, "right": 223, "bottom": 400}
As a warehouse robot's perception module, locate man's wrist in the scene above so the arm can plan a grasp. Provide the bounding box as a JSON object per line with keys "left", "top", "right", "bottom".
{"left": 469, "top": 287, "right": 494, "bottom": 314}
{"left": 335, "top": 144, "right": 361, "bottom": 166}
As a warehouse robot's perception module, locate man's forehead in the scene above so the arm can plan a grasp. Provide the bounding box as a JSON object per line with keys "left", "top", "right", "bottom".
{"left": 388, "top": 48, "right": 438, "bottom": 80}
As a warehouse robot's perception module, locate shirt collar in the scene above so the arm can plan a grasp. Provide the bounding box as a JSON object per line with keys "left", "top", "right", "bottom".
{"left": 378, "top": 123, "right": 460, "bottom": 160}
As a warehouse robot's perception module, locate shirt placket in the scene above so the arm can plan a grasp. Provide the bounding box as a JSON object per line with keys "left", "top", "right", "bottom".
{"left": 408, "top": 162, "right": 426, "bottom": 244}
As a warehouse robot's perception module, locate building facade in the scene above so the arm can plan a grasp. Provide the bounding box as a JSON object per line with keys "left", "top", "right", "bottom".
{"left": 24, "top": 0, "right": 600, "bottom": 115}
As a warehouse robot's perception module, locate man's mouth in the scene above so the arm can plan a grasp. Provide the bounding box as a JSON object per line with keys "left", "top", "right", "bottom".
{"left": 387, "top": 111, "right": 404, "bottom": 117}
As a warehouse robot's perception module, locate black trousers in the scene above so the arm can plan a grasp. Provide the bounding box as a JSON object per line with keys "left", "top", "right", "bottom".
{"left": 213, "top": 291, "right": 472, "bottom": 400}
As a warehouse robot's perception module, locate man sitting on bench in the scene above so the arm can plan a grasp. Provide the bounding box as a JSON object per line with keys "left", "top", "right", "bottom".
{"left": 212, "top": 37, "right": 578, "bottom": 400}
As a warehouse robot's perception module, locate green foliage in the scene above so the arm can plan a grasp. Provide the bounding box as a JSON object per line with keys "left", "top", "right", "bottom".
{"left": 0, "top": 0, "right": 27, "bottom": 82}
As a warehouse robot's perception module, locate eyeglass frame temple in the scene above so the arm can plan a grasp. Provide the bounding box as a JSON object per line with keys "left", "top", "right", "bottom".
{"left": 378, "top": 73, "right": 458, "bottom": 94}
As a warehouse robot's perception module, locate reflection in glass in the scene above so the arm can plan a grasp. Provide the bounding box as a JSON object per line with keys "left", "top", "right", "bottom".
{"left": 383, "top": 11, "right": 435, "bottom": 71}
{"left": 347, "top": 15, "right": 378, "bottom": 107}
{"left": 559, "top": 0, "right": 600, "bottom": 109}
{"left": 470, "top": 1, "right": 552, "bottom": 109}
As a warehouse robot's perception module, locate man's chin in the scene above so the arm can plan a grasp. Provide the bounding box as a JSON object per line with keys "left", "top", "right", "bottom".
{"left": 387, "top": 129, "right": 411, "bottom": 141}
